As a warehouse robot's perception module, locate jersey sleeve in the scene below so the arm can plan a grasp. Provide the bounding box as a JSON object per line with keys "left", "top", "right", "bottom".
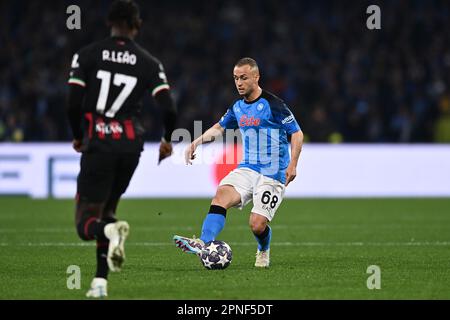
{"left": 68, "top": 49, "right": 89, "bottom": 88}
{"left": 272, "top": 102, "right": 301, "bottom": 134}
{"left": 218, "top": 106, "right": 239, "bottom": 130}
{"left": 148, "top": 59, "right": 171, "bottom": 97}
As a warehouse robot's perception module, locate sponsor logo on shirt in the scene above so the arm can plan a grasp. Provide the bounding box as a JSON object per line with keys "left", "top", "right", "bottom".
{"left": 281, "top": 114, "right": 294, "bottom": 124}
{"left": 96, "top": 121, "right": 123, "bottom": 135}
{"left": 239, "top": 115, "right": 261, "bottom": 127}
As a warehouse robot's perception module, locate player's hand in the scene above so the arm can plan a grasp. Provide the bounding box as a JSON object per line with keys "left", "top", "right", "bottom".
{"left": 158, "top": 140, "right": 173, "bottom": 165}
{"left": 285, "top": 164, "right": 297, "bottom": 187}
{"left": 185, "top": 142, "right": 197, "bottom": 165}
{"left": 72, "top": 139, "right": 83, "bottom": 153}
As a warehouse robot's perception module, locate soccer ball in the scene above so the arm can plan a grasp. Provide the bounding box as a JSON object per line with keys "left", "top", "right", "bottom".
{"left": 199, "top": 240, "right": 232, "bottom": 270}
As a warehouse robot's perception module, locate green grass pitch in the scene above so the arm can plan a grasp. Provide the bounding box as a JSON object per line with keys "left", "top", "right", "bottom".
{"left": 0, "top": 197, "right": 449, "bottom": 299}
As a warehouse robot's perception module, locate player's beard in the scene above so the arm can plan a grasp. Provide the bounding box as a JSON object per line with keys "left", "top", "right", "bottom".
{"left": 238, "top": 87, "right": 252, "bottom": 99}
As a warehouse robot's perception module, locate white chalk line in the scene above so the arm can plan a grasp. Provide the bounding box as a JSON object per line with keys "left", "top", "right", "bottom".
{"left": 0, "top": 241, "right": 450, "bottom": 247}
{"left": 1, "top": 224, "right": 448, "bottom": 233}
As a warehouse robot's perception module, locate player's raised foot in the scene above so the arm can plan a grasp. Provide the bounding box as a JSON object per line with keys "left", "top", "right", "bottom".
{"left": 104, "top": 221, "right": 130, "bottom": 272}
{"left": 255, "top": 249, "right": 270, "bottom": 268}
{"left": 86, "top": 277, "right": 108, "bottom": 298}
{"left": 173, "top": 235, "right": 205, "bottom": 255}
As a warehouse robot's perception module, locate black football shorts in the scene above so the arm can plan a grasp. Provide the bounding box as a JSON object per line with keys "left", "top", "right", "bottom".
{"left": 77, "top": 152, "right": 140, "bottom": 203}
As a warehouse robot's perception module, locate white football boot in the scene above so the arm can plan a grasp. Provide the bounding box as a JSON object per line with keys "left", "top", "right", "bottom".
{"left": 104, "top": 221, "right": 130, "bottom": 272}
{"left": 255, "top": 249, "right": 270, "bottom": 268}
{"left": 86, "top": 277, "right": 107, "bottom": 298}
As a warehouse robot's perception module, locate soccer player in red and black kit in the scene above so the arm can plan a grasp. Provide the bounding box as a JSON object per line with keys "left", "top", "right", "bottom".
{"left": 67, "top": 0, "right": 177, "bottom": 298}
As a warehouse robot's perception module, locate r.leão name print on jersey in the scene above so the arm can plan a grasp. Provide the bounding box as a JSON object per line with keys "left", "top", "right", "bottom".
{"left": 102, "top": 50, "right": 137, "bottom": 65}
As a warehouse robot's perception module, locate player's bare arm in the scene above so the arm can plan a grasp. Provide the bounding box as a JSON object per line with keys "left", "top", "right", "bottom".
{"left": 185, "top": 122, "right": 225, "bottom": 165}
{"left": 285, "top": 130, "right": 303, "bottom": 186}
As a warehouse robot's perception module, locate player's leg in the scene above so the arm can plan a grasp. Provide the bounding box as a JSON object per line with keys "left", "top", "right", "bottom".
{"left": 76, "top": 200, "right": 112, "bottom": 298}
{"left": 93, "top": 204, "right": 117, "bottom": 283}
{"left": 249, "top": 213, "right": 272, "bottom": 267}
{"left": 102, "top": 152, "right": 137, "bottom": 220}
{"left": 249, "top": 213, "right": 271, "bottom": 249}
{"left": 174, "top": 168, "right": 252, "bottom": 255}
{"left": 251, "top": 176, "right": 285, "bottom": 267}
{"left": 202, "top": 169, "right": 255, "bottom": 243}
{"left": 100, "top": 152, "right": 140, "bottom": 273}
{"left": 199, "top": 185, "right": 241, "bottom": 242}
{"left": 75, "top": 153, "right": 116, "bottom": 298}
{"left": 174, "top": 185, "right": 241, "bottom": 255}
{"left": 75, "top": 201, "right": 111, "bottom": 283}
{"left": 75, "top": 153, "right": 114, "bottom": 243}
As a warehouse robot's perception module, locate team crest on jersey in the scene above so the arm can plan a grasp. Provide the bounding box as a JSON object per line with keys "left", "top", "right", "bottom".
{"left": 257, "top": 103, "right": 264, "bottom": 111}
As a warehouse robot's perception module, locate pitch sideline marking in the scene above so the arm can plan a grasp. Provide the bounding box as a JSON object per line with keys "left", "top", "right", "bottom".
{"left": 1, "top": 223, "right": 447, "bottom": 233}
{"left": 1, "top": 241, "right": 450, "bottom": 247}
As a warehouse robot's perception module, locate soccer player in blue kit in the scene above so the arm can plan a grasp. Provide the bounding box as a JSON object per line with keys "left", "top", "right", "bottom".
{"left": 174, "top": 58, "right": 303, "bottom": 267}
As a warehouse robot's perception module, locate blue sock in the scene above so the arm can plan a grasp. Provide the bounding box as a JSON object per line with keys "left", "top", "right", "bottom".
{"left": 200, "top": 205, "right": 227, "bottom": 243}
{"left": 254, "top": 225, "right": 272, "bottom": 251}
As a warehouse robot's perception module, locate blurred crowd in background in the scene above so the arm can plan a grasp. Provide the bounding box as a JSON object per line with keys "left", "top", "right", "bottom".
{"left": 1, "top": 0, "right": 450, "bottom": 143}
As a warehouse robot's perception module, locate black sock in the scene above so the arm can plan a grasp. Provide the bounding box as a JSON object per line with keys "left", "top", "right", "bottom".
{"left": 95, "top": 241, "right": 109, "bottom": 279}
{"left": 209, "top": 205, "right": 227, "bottom": 217}
{"left": 95, "top": 216, "right": 117, "bottom": 279}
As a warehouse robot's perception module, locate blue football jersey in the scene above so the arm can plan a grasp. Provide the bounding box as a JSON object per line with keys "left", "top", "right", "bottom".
{"left": 219, "top": 90, "right": 301, "bottom": 184}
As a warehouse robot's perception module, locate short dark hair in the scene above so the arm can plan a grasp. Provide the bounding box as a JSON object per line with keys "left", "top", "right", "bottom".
{"left": 235, "top": 57, "right": 259, "bottom": 71}
{"left": 107, "top": 0, "right": 141, "bottom": 30}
